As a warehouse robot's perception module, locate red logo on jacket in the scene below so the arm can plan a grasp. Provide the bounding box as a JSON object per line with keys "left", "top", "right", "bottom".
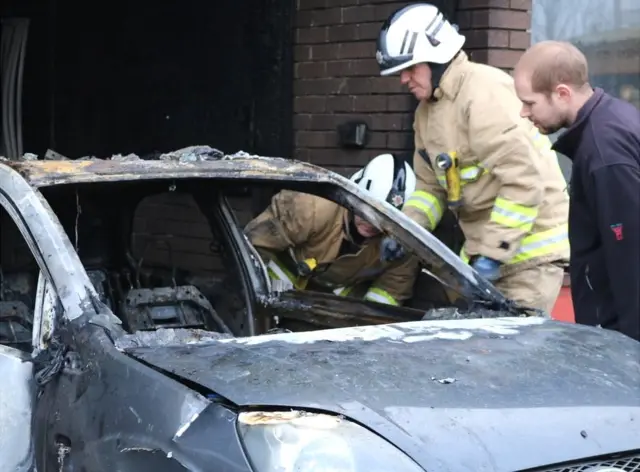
{"left": 610, "top": 223, "right": 624, "bottom": 241}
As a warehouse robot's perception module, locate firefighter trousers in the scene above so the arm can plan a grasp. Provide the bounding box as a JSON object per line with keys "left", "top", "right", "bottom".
{"left": 494, "top": 262, "right": 565, "bottom": 315}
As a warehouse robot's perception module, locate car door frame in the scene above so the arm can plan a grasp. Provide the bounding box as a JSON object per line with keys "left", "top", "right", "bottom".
{"left": 0, "top": 164, "right": 122, "bottom": 471}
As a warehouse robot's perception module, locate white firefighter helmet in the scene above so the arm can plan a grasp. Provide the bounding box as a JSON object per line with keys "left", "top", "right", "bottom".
{"left": 350, "top": 153, "right": 416, "bottom": 210}
{"left": 376, "top": 3, "right": 466, "bottom": 76}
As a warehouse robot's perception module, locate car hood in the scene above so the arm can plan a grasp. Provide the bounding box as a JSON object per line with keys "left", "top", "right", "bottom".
{"left": 125, "top": 317, "right": 640, "bottom": 472}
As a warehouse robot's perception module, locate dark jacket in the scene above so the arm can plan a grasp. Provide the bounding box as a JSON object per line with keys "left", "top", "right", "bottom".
{"left": 553, "top": 88, "right": 640, "bottom": 341}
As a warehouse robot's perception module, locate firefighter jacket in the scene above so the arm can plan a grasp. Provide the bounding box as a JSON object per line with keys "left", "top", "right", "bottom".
{"left": 403, "top": 51, "right": 570, "bottom": 277}
{"left": 244, "top": 190, "right": 418, "bottom": 306}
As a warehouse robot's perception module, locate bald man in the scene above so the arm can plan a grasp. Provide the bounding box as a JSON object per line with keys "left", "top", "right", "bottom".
{"left": 514, "top": 40, "right": 640, "bottom": 342}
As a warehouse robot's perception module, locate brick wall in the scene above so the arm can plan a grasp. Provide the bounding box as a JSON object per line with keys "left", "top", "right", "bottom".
{"left": 293, "top": 0, "right": 532, "bottom": 176}
{"left": 293, "top": 1, "right": 419, "bottom": 177}
{"left": 457, "top": 0, "right": 532, "bottom": 72}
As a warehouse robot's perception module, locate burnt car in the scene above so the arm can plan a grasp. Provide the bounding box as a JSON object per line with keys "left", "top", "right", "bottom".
{"left": 1, "top": 146, "right": 639, "bottom": 472}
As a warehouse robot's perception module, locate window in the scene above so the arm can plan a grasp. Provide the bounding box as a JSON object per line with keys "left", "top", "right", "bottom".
{"left": 225, "top": 183, "right": 453, "bottom": 316}
{"left": 532, "top": 0, "right": 640, "bottom": 180}
{"left": 40, "top": 180, "right": 251, "bottom": 337}
{"left": 0, "top": 205, "right": 39, "bottom": 352}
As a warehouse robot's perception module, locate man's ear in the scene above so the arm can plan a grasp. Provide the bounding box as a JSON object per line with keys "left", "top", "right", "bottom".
{"left": 555, "top": 84, "right": 572, "bottom": 100}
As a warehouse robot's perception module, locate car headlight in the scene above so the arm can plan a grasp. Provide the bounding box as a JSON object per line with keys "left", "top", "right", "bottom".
{"left": 236, "top": 410, "right": 423, "bottom": 472}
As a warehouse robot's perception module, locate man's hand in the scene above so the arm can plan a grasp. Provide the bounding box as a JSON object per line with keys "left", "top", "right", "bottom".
{"left": 380, "top": 237, "right": 405, "bottom": 262}
{"left": 472, "top": 256, "right": 501, "bottom": 281}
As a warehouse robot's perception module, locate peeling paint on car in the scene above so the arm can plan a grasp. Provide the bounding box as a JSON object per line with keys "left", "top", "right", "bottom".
{"left": 218, "top": 316, "right": 546, "bottom": 346}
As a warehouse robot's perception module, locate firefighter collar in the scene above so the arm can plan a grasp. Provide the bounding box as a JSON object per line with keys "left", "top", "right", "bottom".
{"left": 433, "top": 50, "right": 469, "bottom": 101}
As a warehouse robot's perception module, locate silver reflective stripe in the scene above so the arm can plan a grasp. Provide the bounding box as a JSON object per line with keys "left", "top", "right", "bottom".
{"left": 516, "top": 229, "right": 568, "bottom": 255}
{"left": 492, "top": 206, "right": 535, "bottom": 225}
{"left": 406, "top": 194, "right": 442, "bottom": 218}
{"left": 333, "top": 286, "right": 348, "bottom": 296}
{"left": 267, "top": 260, "right": 294, "bottom": 283}
{"left": 460, "top": 166, "right": 483, "bottom": 179}
{"left": 364, "top": 291, "right": 394, "bottom": 305}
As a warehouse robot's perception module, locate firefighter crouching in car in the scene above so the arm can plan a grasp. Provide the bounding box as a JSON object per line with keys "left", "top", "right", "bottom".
{"left": 374, "top": 3, "right": 570, "bottom": 314}
{"left": 244, "top": 153, "right": 420, "bottom": 306}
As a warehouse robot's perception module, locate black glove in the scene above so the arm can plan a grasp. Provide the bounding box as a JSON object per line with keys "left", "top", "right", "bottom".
{"left": 380, "top": 237, "right": 405, "bottom": 262}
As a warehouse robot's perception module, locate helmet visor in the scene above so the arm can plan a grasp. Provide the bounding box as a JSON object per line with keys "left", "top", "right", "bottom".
{"left": 376, "top": 26, "right": 415, "bottom": 72}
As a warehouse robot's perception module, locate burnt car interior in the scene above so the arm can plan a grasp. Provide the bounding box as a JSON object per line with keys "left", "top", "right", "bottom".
{"left": 0, "top": 205, "right": 37, "bottom": 352}
{"left": 0, "top": 173, "right": 503, "bottom": 350}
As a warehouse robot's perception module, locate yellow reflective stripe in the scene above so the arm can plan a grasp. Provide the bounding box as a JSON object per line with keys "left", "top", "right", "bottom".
{"left": 459, "top": 224, "right": 568, "bottom": 266}
{"left": 364, "top": 287, "right": 399, "bottom": 306}
{"left": 333, "top": 285, "right": 354, "bottom": 297}
{"left": 267, "top": 259, "right": 297, "bottom": 284}
{"left": 404, "top": 190, "right": 443, "bottom": 230}
{"left": 460, "top": 248, "right": 470, "bottom": 264}
{"left": 490, "top": 197, "right": 538, "bottom": 232}
{"left": 510, "top": 224, "right": 569, "bottom": 264}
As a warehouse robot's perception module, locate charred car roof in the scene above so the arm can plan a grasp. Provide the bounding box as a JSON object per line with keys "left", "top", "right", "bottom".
{"left": 0, "top": 145, "right": 520, "bottom": 314}
{"left": 3, "top": 146, "right": 332, "bottom": 188}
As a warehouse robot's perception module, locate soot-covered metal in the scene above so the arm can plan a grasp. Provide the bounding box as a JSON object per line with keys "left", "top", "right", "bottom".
{"left": 1, "top": 146, "right": 639, "bottom": 472}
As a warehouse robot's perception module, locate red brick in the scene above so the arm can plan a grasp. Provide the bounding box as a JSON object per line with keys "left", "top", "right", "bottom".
{"left": 295, "top": 61, "right": 327, "bottom": 78}
{"left": 458, "top": 0, "right": 510, "bottom": 8}
{"left": 296, "top": 27, "right": 328, "bottom": 44}
{"left": 387, "top": 132, "right": 414, "bottom": 149}
{"left": 373, "top": 3, "right": 406, "bottom": 21}
{"left": 309, "top": 8, "right": 343, "bottom": 27}
{"left": 294, "top": 45, "right": 311, "bottom": 61}
{"left": 456, "top": 11, "right": 473, "bottom": 29}
{"left": 296, "top": 10, "right": 314, "bottom": 28}
{"left": 357, "top": 23, "right": 383, "bottom": 40}
{"left": 336, "top": 42, "right": 374, "bottom": 59}
{"left": 292, "top": 0, "right": 534, "bottom": 174}
{"left": 462, "top": 29, "right": 510, "bottom": 49}
{"left": 370, "top": 77, "right": 405, "bottom": 94}
{"left": 509, "top": 30, "right": 531, "bottom": 49}
{"left": 296, "top": 131, "right": 337, "bottom": 148}
{"left": 468, "top": 48, "right": 490, "bottom": 64}
{"left": 325, "top": 0, "right": 359, "bottom": 5}
{"left": 326, "top": 60, "right": 351, "bottom": 77}
{"left": 387, "top": 95, "right": 416, "bottom": 112}
{"left": 487, "top": 48, "right": 524, "bottom": 69}
{"left": 294, "top": 78, "right": 346, "bottom": 95}
{"left": 294, "top": 114, "right": 312, "bottom": 130}
{"left": 465, "top": 9, "right": 530, "bottom": 30}
{"left": 337, "top": 77, "right": 375, "bottom": 95}
{"left": 342, "top": 6, "right": 376, "bottom": 23}
{"left": 304, "top": 148, "right": 391, "bottom": 166}
{"left": 327, "top": 23, "right": 382, "bottom": 42}
{"left": 510, "top": 0, "right": 531, "bottom": 10}
{"left": 297, "top": 0, "right": 328, "bottom": 9}
{"left": 294, "top": 147, "right": 311, "bottom": 161}
{"left": 326, "top": 25, "right": 358, "bottom": 42}
{"left": 308, "top": 114, "right": 346, "bottom": 130}
{"left": 294, "top": 96, "right": 326, "bottom": 113}
{"left": 310, "top": 44, "right": 340, "bottom": 60}
{"left": 326, "top": 95, "right": 355, "bottom": 112}
{"left": 369, "top": 113, "right": 412, "bottom": 131}
{"left": 488, "top": 9, "right": 530, "bottom": 29}
{"left": 326, "top": 59, "right": 379, "bottom": 77}
{"left": 353, "top": 95, "right": 387, "bottom": 112}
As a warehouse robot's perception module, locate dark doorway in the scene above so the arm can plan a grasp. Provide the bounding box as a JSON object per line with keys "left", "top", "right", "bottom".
{"left": 2, "top": 0, "right": 294, "bottom": 159}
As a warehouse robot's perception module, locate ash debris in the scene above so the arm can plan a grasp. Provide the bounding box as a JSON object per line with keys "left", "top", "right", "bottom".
{"left": 115, "top": 327, "right": 232, "bottom": 351}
